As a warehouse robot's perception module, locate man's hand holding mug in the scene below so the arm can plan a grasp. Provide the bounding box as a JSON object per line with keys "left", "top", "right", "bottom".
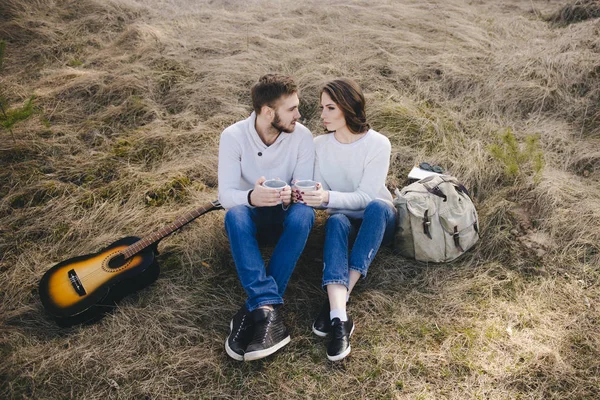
{"left": 250, "top": 176, "right": 291, "bottom": 207}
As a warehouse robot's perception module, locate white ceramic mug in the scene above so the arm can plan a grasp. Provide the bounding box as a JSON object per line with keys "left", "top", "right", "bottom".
{"left": 262, "top": 179, "right": 288, "bottom": 190}
{"left": 294, "top": 179, "right": 318, "bottom": 191}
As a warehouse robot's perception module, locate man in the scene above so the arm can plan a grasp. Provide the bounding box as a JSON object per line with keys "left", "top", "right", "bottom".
{"left": 218, "top": 74, "right": 315, "bottom": 361}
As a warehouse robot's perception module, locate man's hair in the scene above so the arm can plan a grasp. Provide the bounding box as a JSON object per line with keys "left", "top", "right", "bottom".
{"left": 321, "top": 78, "right": 370, "bottom": 134}
{"left": 251, "top": 74, "right": 298, "bottom": 114}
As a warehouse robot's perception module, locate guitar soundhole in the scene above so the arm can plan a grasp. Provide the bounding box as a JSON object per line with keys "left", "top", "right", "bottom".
{"left": 107, "top": 254, "right": 127, "bottom": 270}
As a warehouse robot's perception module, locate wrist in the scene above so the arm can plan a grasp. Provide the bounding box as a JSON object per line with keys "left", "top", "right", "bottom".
{"left": 247, "top": 189, "right": 254, "bottom": 206}
{"left": 323, "top": 190, "right": 330, "bottom": 205}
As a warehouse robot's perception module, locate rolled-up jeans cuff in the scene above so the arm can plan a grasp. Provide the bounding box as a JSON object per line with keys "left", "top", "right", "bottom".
{"left": 247, "top": 298, "right": 283, "bottom": 312}
{"left": 322, "top": 279, "right": 349, "bottom": 291}
{"left": 349, "top": 266, "right": 368, "bottom": 278}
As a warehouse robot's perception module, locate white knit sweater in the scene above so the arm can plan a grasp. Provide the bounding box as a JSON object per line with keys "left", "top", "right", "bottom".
{"left": 314, "top": 129, "right": 393, "bottom": 218}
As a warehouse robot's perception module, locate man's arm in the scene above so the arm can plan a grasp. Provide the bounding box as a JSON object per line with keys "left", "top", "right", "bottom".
{"left": 218, "top": 132, "right": 251, "bottom": 209}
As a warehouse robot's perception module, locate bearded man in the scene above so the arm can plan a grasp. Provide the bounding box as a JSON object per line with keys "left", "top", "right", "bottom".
{"left": 218, "top": 74, "right": 315, "bottom": 361}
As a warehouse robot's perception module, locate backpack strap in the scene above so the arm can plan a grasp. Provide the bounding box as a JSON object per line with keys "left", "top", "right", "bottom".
{"left": 454, "top": 183, "right": 470, "bottom": 197}
{"left": 420, "top": 175, "right": 450, "bottom": 202}
{"left": 425, "top": 185, "right": 447, "bottom": 202}
{"left": 424, "top": 176, "right": 471, "bottom": 202}
{"left": 423, "top": 210, "right": 432, "bottom": 239}
{"left": 453, "top": 226, "right": 464, "bottom": 252}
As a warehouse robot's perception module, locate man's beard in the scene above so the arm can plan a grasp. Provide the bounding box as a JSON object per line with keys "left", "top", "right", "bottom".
{"left": 271, "top": 111, "right": 296, "bottom": 133}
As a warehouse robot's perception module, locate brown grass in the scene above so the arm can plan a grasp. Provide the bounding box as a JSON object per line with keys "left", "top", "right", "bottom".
{"left": 1, "top": 0, "right": 600, "bottom": 398}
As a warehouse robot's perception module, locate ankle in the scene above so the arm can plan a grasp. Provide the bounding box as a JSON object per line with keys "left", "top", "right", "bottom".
{"left": 330, "top": 308, "right": 348, "bottom": 322}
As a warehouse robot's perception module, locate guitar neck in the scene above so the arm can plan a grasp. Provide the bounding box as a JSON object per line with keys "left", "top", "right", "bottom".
{"left": 122, "top": 200, "right": 222, "bottom": 259}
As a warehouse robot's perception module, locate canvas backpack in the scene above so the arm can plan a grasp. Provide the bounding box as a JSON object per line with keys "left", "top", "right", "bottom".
{"left": 393, "top": 175, "right": 479, "bottom": 263}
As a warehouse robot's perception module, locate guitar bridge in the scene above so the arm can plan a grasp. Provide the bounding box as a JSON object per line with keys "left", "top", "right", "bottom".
{"left": 68, "top": 269, "right": 87, "bottom": 296}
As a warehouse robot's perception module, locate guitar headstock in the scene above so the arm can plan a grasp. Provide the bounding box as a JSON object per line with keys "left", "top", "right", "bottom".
{"left": 211, "top": 199, "right": 223, "bottom": 210}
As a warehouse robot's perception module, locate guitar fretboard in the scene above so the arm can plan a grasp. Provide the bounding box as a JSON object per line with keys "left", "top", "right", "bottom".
{"left": 121, "top": 200, "right": 221, "bottom": 259}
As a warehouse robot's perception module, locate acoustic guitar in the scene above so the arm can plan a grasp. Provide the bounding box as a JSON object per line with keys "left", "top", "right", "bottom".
{"left": 39, "top": 200, "right": 222, "bottom": 326}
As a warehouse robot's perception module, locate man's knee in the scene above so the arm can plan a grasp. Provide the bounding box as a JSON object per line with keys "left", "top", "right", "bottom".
{"left": 285, "top": 203, "right": 315, "bottom": 232}
{"left": 224, "top": 205, "right": 253, "bottom": 230}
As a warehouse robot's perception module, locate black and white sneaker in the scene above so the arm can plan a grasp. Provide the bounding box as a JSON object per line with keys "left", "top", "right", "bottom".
{"left": 312, "top": 301, "right": 331, "bottom": 337}
{"left": 244, "top": 307, "right": 291, "bottom": 361}
{"left": 327, "top": 316, "right": 355, "bottom": 361}
{"left": 225, "top": 305, "right": 254, "bottom": 361}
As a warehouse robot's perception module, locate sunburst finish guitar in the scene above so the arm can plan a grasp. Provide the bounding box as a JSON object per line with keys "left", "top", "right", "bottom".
{"left": 39, "top": 200, "right": 222, "bottom": 326}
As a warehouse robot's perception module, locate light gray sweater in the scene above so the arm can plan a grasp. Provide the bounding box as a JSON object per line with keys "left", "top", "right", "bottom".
{"left": 218, "top": 112, "right": 315, "bottom": 209}
{"left": 314, "top": 129, "right": 393, "bottom": 218}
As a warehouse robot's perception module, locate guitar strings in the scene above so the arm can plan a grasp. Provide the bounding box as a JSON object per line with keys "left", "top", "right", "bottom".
{"left": 48, "top": 251, "right": 140, "bottom": 294}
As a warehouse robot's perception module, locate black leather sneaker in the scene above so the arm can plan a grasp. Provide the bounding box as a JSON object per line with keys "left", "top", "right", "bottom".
{"left": 225, "top": 305, "right": 253, "bottom": 361}
{"left": 244, "top": 307, "right": 291, "bottom": 361}
{"left": 312, "top": 300, "right": 331, "bottom": 337}
{"left": 327, "top": 316, "right": 354, "bottom": 361}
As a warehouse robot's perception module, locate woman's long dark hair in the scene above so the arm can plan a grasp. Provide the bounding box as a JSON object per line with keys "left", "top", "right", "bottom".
{"left": 321, "top": 78, "right": 370, "bottom": 134}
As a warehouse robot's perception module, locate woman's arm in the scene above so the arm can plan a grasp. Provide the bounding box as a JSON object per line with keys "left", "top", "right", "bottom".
{"left": 327, "top": 138, "right": 391, "bottom": 210}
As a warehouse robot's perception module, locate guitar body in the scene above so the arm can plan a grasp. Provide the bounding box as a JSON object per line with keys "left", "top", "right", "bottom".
{"left": 38, "top": 199, "right": 222, "bottom": 326}
{"left": 38, "top": 236, "right": 159, "bottom": 326}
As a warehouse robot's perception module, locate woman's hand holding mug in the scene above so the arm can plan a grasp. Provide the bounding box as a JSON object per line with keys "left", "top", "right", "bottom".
{"left": 294, "top": 180, "right": 328, "bottom": 207}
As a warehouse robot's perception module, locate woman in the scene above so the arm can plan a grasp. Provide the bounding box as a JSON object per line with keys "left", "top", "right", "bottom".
{"left": 297, "top": 78, "right": 397, "bottom": 361}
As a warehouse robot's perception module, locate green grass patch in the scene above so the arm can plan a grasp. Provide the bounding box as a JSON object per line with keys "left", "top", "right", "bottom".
{"left": 113, "top": 135, "right": 166, "bottom": 168}
{"left": 144, "top": 174, "right": 194, "bottom": 206}
{"left": 397, "top": 320, "right": 450, "bottom": 348}
{"left": 0, "top": 96, "right": 36, "bottom": 131}
{"left": 488, "top": 128, "right": 545, "bottom": 183}
{"left": 68, "top": 58, "right": 84, "bottom": 67}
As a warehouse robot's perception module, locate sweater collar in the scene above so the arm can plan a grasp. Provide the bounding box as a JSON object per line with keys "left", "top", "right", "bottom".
{"left": 248, "top": 111, "right": 290, "bottom": 149}
{"left": 329, "top": 129, "right": 372, "bottom": 147}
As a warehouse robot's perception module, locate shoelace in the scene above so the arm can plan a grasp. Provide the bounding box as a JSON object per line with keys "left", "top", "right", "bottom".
{"left": 254, "top": 314, "right": 274, "bottom": 344}
{"left": 233, "top": 314, "right": 248, "bottom": 340}
{"left": 261, "top": 324, "right": 269, "bottom": 344}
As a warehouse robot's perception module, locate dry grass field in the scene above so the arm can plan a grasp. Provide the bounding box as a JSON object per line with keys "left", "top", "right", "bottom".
{"left": 1, "top": 0, "right": 600, "bottom": 398}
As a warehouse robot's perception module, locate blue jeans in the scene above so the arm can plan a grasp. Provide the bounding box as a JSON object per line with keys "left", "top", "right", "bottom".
{"left": 224, "top": 203, "right": 315, "bottom": 311}
{"left": 322, "top": 199, "right": 397, "bottom": 289}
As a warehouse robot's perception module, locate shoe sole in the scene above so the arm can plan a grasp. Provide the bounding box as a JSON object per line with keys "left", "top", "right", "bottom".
{"left": 312, "top": 323, "right": 329, "bottom": 337}
{"left": 224, "top": 320, "right": 244, "bottom": 361}
{"left": 327, "top": 323, "right": 355, "bottom": 362}
{"left": 244, "top": 335, "right": 291, "bottom": 361}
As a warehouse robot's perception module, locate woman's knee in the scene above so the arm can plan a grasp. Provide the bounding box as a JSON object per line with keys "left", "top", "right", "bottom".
{"left": 364, "top": 199, "right": 390, "bottom": 216}
{"left": 325, "top": 213, "right": 352, "bottom": 234}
